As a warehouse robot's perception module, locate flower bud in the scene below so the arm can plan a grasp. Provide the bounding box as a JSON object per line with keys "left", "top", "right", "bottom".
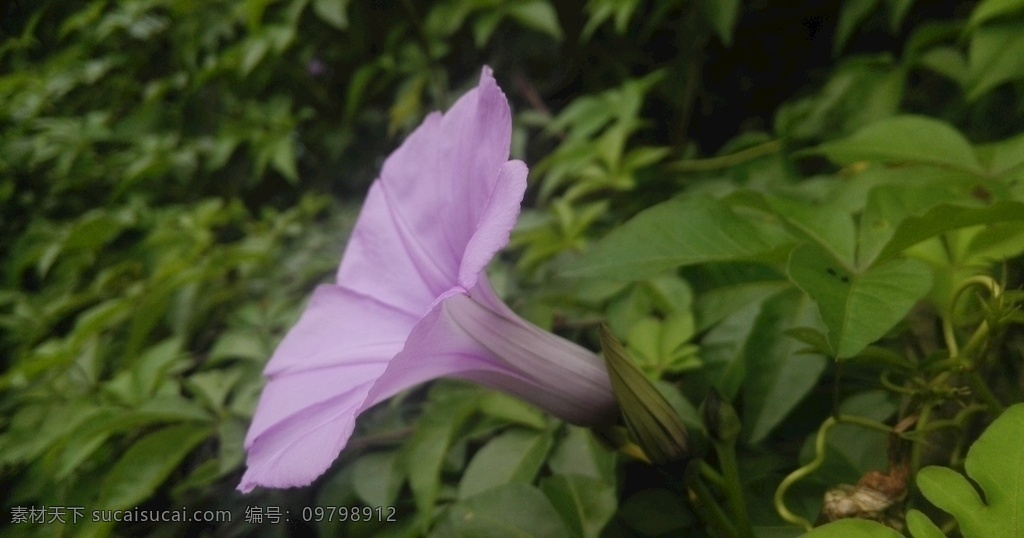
{"left": 599, "top": 324, "right": 690, "bottom": 465}
{"left": 700, "top": 388, "right": 741, "bottom": 444}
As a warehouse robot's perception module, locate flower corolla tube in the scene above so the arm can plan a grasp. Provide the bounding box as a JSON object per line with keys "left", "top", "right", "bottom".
{"left": 240, "top": 67, "right": 616, "bottom": 492}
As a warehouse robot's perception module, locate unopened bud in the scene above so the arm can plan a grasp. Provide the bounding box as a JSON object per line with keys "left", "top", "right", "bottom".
{"left": 599, "top": 324, "right": 690, "bottom": 465}
{"left": 700, "top": 388, "right": 741, "bottom": 444}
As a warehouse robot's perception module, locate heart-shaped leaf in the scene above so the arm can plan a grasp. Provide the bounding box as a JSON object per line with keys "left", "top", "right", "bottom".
{"left": 788, "top": 243, "right": 933, "bottom": 358}
{"left": 916, "top": 404, "right": 1024, "bottom": 538}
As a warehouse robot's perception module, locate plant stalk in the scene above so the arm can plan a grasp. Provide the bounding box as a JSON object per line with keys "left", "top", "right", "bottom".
{"left": 714, "top": 440, "right": 754, "bottom": 538}
{"left": 689, "top": 474, "right": 738, "bottom": 538}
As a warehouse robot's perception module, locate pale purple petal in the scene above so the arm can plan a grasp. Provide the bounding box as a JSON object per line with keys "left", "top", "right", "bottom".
{"left": 240, "top": 285, "right": 407, "bottom": 492}
{"left": 261, "top": 285, "right": 414, "bottom": 377}
{"left": 364, "top": 279, "right": 617, "bottom": 426}
{"left": 337, "top": 113, "right": 454, "bottom": 308}
{"left": 238, "top": 367, "right": 375, "bottom": 492}
{"left": 458, "top": 160, "right": 527, "bottom": 290}
{"left": 337, "top": 67, "right": 518, "bottom": 308}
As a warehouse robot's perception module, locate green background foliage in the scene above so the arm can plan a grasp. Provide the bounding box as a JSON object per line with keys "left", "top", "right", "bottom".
{"left": 2, "top": 0, "right": 1024, "bottom": 536}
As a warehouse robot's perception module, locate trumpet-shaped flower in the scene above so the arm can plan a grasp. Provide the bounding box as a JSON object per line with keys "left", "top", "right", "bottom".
{"left": 239, "top": 67, "right": 616, "bottom": 492}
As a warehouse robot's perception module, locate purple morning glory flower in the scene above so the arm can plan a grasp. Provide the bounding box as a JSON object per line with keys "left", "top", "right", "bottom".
{"left": 239, "top": 67, "right": 616, "bottom": 492}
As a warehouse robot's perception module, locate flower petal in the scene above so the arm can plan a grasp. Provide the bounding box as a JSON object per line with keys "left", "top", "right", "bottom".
{"left": 262, "top": 285, "right": 414, "bottom": 377}
{"left": 241, "top": 285, "right": 410, "bottom": 491}
{"left": 458, "top": 159, "right": 527, "bottom": 290}
{"left": 337, "top": 67, "right": 519, "bottom": 312}
{"left": 363, "top": 279, "right": 617, "bottom": 426}
{"left": 238, "top": 368, "right": 375, "bottom": 492}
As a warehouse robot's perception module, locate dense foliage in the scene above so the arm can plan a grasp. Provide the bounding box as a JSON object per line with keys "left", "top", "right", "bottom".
{"left": 2, "top": 0, "right": 1023, "bottom": 536}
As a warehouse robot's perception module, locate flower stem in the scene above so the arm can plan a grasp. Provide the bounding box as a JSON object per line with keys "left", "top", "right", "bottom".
{"left": 959, "top": 320, "right": 993, "bottom": 375}
{"left": 714, "top": 440, "right": 754, "bottom": 538}
{"left": 698, "top": 460, "right": 726, "bottom": 490}
{"left": 910, "top": 405, "right": 933, "bottom": 476}
{"left": 967, "top": 370, "right": 1003, "bottom": 413}
{"left": 689, "top": 474, "right": 738, "bottom": 538}
{"left": 671, "top": 140, "right": 783, "bottom": 172}
{"left": 941, "top": 316, "right": 959, "bottom": 358}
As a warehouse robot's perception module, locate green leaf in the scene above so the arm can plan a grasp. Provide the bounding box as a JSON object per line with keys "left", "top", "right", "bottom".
{"left": 472, "top": 10, "right": 507, "bottom": 46}
{"left": 835, "top": 0, "right": 880, "bottom": 55}
{"left": 55, "top": 433, "right": 108, "bottom": 480}
{"left": 459, "top": 429, "right": 553, "bottom": 498}
{"left": 389, "top": 75, "right": 427, "bottom": 135}
{"left": 753, "top": 526, "right": 804, "bottom": 537}
{"left": 435, "top": 483, "right": 571, "bottom": 538}
{"left": 978, "top": 131, "right": 1024, "bottom": 175}
{"left": 548, "top": 427, "right": 616, "bottom": 482}
{"left": 906, "top": 509, "right": 946, "bottom": 538}
{"left": 134, "top": 395, "right": 215, "bottom": 422}
{"left": 742, "top": 290, "right": 829, "bottom": 443}
{"left": 0, "top": 403, "right": 103, "bottom": 467}
{"left": 540, "top": 475, "right": 616, "bottom": 538}
{"left": 700, "top": 299, "right": 763, "bottom": 400}
{"left": 700, "top": 286, "right": 827, "bottom": 442}
{"left": 699, "top": 0, "right": 740, "bottom": 45}
{"left": 810, "top": 115, "right": 983, "bottom": 173}
{"left": 581, "top": 0, "right": 643, "bottom": 39}
{"left": 239, "top": 37, "right": 270, "bottom": 75}
{"left": 478, "top": 392, "right": 547, "bottom": 430}
{"left": 564, "top": 196, "right": 791, "bottom": 280}
{"left": 604, "top": 282, "right": 657, "bottom": 338}
{"left": 767, "top": 195, "right": 858, "bottom": 264}
{"left": 875, "top": 200, "right": 1024, "bottom": 263}
{"left": 185, "top": 368, "right": 244, "bottom": 411}
{"left": 886, "top": 0, "right": 916, "bottom": 32}
{"left": 968, "top": 0, "right": 1024, "bottom": 29}
{"left": 217, "top": 418, "right": 247, "bottom": 474}
{"left": 963, "top": 222, "right": 1024, "bottom": 261}
{"left": 803, "top": 518, "right": 904, "bottom": 537}
{"left": 785, "top": 326, "right": 833, "bottom": 356}
{"left": 916, "top": 403, "right": 1024, "bottom": 538}
{"left": 695, "top": 280, "right": 791, "bottom": 332}
{"left": 208, "top": 330, "right": 269, "bottom": 364}
{"left": 268, "top": 134, "right": 299, "bottom": 183}
{"left": 774, "top": 55, "right": 905, "bottom": 140}
{"left": 626, "top": 313, "right": 701, "bottom": 377}
{"left": 617, "top": 489, "right": 694, "bottom": 536}
{"left": 788, "top": 243, "right": 933, "bottom": 358}
{"left": 966, "top": 21, "right": 1024, "bottom": 101}
{"left": 916, "top": 46, "right": 969, "bottom": 84}
{"left": 313, "top": 0, "right": 350, "bottom": 30}
{"left": 404, "top": 392, "right": 477, "bottom": 518}
{"left": 655, "top": 380, "right": 703, "bottom": 433}
{"left": 353, "top": 450, "right": 404, "bottom": 507}
{"left": 856, "top": 181, "right": 978, "bottom": 268}
{"left": 98, "top": 423, "right": 211, "bottom": 510}
{"left": 506, "top": 1, "right": 563, "bottom": 41}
